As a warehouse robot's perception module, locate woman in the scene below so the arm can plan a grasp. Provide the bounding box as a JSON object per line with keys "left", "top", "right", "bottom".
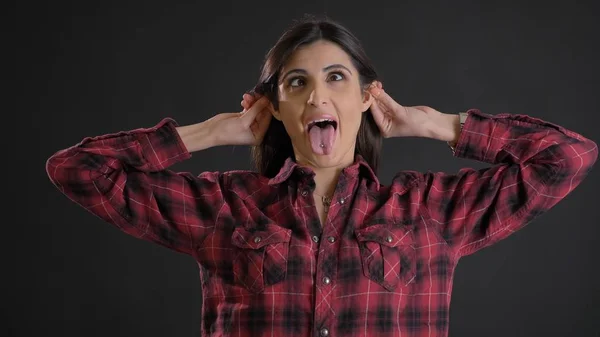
{"left": 46, "top": 16, "right": 597, "bottom": 337}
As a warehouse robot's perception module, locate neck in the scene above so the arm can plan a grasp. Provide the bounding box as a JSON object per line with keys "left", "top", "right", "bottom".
{"left": 312, "top": 166, "right": 342, "bottom": 197}
{"left": 295, "top": 150, "right": 356, "bottom": 197}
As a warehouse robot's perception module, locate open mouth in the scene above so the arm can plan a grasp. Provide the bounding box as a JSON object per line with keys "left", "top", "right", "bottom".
{"left": 307, "top": 119, "right": 338, "bottom": 131}
{"left": 306, "top": 118, "right": 338, "bottom": 155}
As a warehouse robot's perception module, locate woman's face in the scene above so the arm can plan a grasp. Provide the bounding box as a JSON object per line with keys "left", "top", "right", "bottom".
{"left": 273, "top": 40, "right": 374, "bottom": 169}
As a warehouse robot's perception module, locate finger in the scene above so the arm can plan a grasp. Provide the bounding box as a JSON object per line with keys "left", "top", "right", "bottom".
{"left": 367, "top": 81, "right": 382, "bottom": 92}
{"left": 242, "top": 93, "right": 262, "bottom": 110}
{"left": 256, "top": 108, "right": 272, "bottom": 128}
{"left": 244, "top": 92, "right": 264, "bottom": 102}
{"left": 241, "top": 100, "right": 249, "bottom": 110}
{"left": 250, "top": 109, "right": 272, "bottom": 141}
{"left": 241, "top": 92, "right": 266, "bottom": 111}
{"left": 369, "top": 87, "right": 397, "bottom": 111}
{"left": 241, "top": 96, "right": 269, "bottom": 125}
{"left": 369, "top": 100, "right": 387, "bottom": 132}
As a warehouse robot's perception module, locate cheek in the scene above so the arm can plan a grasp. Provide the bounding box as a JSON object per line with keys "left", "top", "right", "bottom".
{"left": 277, "top": 102, "right": 304, "bottom": 134}
{"left": 343, "top": 114, "right": 363, "bottom": 134}
{"left": 336, "top": 96, "right": 364, "bottom": 126}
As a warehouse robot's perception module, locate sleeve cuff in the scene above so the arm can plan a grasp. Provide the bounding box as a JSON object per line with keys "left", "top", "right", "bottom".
{"left": 136, "top": 118, "right": 192, "bottom": 170}
{"left": 452, "top": 109, "right": 502, "bottom": 163}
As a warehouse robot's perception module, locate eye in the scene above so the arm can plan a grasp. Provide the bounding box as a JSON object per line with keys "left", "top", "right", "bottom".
{"left": 328, "top": 72, "right": 345, "bottom": 82}
{"left": 288, "top": 77, "right": 305, "bottom": 88}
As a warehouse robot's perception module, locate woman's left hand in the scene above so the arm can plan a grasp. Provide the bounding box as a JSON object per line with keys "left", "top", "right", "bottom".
{"left": 368, "top": 82, "right": 441, "bottom": 138}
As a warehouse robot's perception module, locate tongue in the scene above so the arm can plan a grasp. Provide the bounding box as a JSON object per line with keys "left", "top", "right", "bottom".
{"left": 309, "top": 124, "right": 336, "bottom": 155}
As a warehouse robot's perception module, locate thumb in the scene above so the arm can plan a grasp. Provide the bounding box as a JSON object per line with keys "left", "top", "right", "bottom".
{"left": 369, "top": 100, "right": 387, "bottom": 132}
{"left": 241, "top": 96, "right": 269, "bottom": 125}
{"left": 370, "top": 87, "right": 397, "bottom": 112}
{"left": 252, "top": 108, "right": 273, "bottom": 135}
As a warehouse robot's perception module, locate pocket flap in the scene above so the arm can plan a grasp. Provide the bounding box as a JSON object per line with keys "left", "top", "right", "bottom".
{"left": 355, "top": 224, "right": 413, "bottom": 247}
{"left": 232, "top": 225, "right": 292, "bottom": 249}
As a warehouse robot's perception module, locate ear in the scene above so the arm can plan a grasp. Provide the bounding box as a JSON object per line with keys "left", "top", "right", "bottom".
{"left": 361, "top": 84, "right": 375, "bottom": 112}
{"left": 269, "top": 103, "right": 281, "bottom": 121}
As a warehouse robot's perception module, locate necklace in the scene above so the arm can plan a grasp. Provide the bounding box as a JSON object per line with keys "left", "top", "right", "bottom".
{"left": 313, "top": 191, "right": 332, "bottom": 212}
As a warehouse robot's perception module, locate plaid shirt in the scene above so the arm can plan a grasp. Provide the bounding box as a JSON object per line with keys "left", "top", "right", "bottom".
{"left": 46, "top": 109, "right": 597, "bottom": 337}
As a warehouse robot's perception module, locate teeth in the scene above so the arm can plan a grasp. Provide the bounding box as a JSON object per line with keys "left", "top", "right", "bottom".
{"left": 308, "top": 119, "right": 335, "bottom": 127}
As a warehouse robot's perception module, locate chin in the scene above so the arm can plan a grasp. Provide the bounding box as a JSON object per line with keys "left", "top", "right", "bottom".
{"left": 303, "top": 143, "right": 355, "bottom": 169}
{"left": 311, "top": 154, "right": 342, "bottom": 167}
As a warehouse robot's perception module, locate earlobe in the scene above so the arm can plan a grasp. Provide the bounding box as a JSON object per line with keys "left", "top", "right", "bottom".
{"left": 270, "top": 104, "right": 282, "bottom": 121}
{"left": 361, "top": 89, "right": 375, "bottom": 112}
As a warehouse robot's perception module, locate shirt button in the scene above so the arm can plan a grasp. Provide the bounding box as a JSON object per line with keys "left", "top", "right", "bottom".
{"left": 322, "top": 277, "right": 331, "bottom": 285}
{"left": 312, "top": 236, "right": 319, "bottom": 243}
{"left": 327, "top": 236, "right": 335, "bottom": 243}
{"left": 301, "top": 190, "right": 308, "bottom": 197}
{"left": 254, "top": 236, "right": 262, "bottom": 243}
{"left": 339, "top": 198, "right": 345, "bottom": 204}
{"left": 386, "top": 235, "right": 393, "bottom": 243}
{"left": 320, "top": 327, "right": 330, "bottom": 336}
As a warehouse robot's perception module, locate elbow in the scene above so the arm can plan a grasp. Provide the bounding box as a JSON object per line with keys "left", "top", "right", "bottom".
{"left": 46, "top": 150, "right": 64, "bottom": 186}
{"left": 553, "top": 137, "right": 598, "bottom": 183}
{"left": 45, "top": 148, "right": 80, "bottom": 188}
{"left": 585, "top": 139, "right": 599, "bottom": 172}
{"left": 574, "top": 137, "right": 598, "bottom": 174}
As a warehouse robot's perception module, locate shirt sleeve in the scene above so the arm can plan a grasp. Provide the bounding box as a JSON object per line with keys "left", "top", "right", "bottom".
{"left": 46, "top": 118, "right": 226, "bottom": 256}
{"left": 419, "top": 109, "right": 598, "bottom": 259}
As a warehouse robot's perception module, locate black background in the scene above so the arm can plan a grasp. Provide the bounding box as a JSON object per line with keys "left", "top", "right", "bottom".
{"left": 12, "top": 0, "right": 600, "bottom": 336}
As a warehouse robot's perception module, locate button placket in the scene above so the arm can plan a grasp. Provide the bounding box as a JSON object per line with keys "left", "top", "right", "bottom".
{"left": 314, "top": 188, "right": 348, "bottom": 337}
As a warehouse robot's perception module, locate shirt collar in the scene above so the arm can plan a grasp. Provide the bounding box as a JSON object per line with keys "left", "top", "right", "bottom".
{"left": 267, "top": 154, "right": 380, "bottom": 189}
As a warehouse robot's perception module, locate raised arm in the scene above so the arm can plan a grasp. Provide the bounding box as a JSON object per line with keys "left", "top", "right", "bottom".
{"left": 46, "top": 97, "right": 272, "bottom": 256}
{"left": 367, "top": 84, "right": 597, "bottom": 260}
{"left": 419, "top": 110, "right": 598, "bottom": 259}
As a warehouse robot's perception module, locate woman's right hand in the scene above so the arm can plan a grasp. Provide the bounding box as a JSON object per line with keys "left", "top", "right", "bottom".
{"left": 210, "top": 94, "right": 272, "bottom": 146}
{"left": 241, "top": 92, "right": 261, "bottom": 111}
{"left": 176, "top": 94, "right": 272, "bottom": 152}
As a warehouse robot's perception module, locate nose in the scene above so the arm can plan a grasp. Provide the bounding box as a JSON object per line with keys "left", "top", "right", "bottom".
{"left": 307, "top": 83, "right": 328, "bottom": 106}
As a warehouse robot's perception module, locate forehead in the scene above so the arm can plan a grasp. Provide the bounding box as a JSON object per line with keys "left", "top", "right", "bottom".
{"left": 281, "top": 40, "right": 355, "bottom": 73}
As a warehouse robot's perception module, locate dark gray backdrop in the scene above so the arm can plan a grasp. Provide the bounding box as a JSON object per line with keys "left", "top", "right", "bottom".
{"left": 12, "top": 0, "right": 600, "bottom": 336}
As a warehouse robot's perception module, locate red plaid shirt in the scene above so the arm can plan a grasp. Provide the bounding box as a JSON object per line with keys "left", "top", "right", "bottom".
{"left": 46, "top": 109, "right": 597, "bottom": 337}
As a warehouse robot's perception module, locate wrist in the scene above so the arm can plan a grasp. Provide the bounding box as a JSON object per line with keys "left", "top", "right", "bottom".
{"left": 423, "top": 111, "right": 461, "bottom": 142}
{"left": 176, "top": 120, "right": 219, "bottom": 152}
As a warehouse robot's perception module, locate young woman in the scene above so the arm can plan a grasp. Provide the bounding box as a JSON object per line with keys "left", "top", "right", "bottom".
{"left": 46, "top": 16, "right": 597, "bottom": 337}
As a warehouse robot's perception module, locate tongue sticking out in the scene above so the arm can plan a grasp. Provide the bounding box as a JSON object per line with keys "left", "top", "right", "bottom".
{"left": 308, "top": 124, "right": 336, "bottom": 155}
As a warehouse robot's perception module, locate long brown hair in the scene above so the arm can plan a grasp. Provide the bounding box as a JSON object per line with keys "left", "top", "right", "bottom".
{"left": 251, "top": 15, "right": 382, "bottom": 178}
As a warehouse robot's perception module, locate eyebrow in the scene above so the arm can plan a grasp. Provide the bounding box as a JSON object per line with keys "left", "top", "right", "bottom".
{"left": 280, "top": 64, "right": 353, "bottom": 83}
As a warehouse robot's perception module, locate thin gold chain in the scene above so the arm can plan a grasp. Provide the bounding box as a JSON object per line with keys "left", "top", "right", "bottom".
{"left": 313, "top": 191, "right": 333, "bottom": 212}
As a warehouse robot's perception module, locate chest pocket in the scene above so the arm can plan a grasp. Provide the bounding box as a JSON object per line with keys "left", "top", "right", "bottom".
{"left": 355, "top": 224, "right": 416, "bottom": 291}
{"left": 231, "top": 225, "right": 292, "bottom": 294}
